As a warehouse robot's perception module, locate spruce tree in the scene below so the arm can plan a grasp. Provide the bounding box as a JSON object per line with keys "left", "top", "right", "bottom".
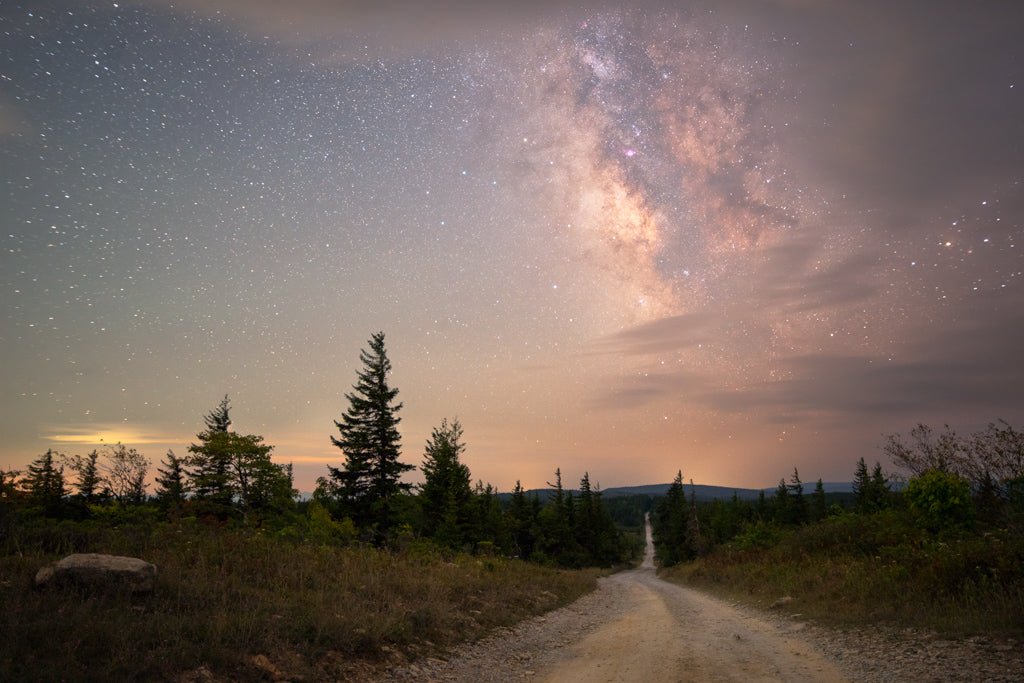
{"left": 419, "top": 418, "right": 472, "bottom": 548}
{"left": 205, "top": 395, "right": 232, "bottom": 432}
{"left": 774, "top": 477, "right": 791, "bottom": 524}
{"left": 788, "top": 468, "right": 807, "bottom": 524}
{"left": 852, "top": 457, "right": 871, "bottom": 512}
{"left": 155, "top": 450, "right": 188, "bottom": 511}
{"left": 325, "top": 332, "right": 412, "bottom": 541}
{"left": 507, "top": 480, "right": 537, "bottom": 559}
{"left": 80, "top": 450, "right": 103, "bottom": 502}
{"left": 24, "top": 449, "right": 66, "bottom": 514}
{"left": 188, "top": 396, "right": 235, "bottom": 511}
{"left": 869, "top": 462, "right": 890, "bottom": 510}
{"left": 66, "top": 450, "right": 103, "bottom": 503}
{"left": 469, "top": 481, "right": 506, "bottom": 552}
{"left": 812, "top": 478, "right": 828, "bottom": 521}
{"left": 540, "top": 468, "right": 576, "bottom": 564}
{"left": 653, "top": 471, "right": 690, "bottom": 566}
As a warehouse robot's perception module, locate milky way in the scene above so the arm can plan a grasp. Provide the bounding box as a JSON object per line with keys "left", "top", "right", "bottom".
{"left": 2, "top": 1, "right": 1022, "bottom": 490}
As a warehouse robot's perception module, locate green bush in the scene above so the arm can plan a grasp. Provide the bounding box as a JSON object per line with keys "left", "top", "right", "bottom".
{"left": 906, "top": 469, "right": 974, "bottom": 533}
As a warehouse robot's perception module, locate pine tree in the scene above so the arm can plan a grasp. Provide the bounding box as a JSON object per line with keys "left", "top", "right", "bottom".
{"left": 812, "top": 478, "right": 828, "bottom": 521}
{"left": 774, "top": 477, "right": 790, "bottom": 524}
{"left": 852, "top": 457, "right": 871, "bottom": 512}
{"left": 869, "top": 462, "right": 890, "bottom": 510}
{"left": 205, "top": 395, "right": 232, "bottom": 432}
{"left": 469, "top": 481, "right": 507, "bottom": 552}
{"left": 788, "top": 468, "right": 807, "bottom": 524}
{"left": 66, "top": 450, "right": 104, "bottom": 503}
{"left": 507, "top": 480, "right": 536, "bottom": 559}
{"left": 188, "top": 396, "right": 235, "bottom": 511}
{"left": 188, "top": 398, "right": 293, "bottom": 518}
{"left": 539, "top": 468, "right": 576, "bottom": 564}
{"left": 653, "top": 471, "right": 690, "bottom": 566}
{"left": 419, "top": 418, "right": 472, "bottom": 548}
{"left": 24, "top": 449, "right": 66, "bottom": 514}
{"left": 155, "top": 450, "right": 188, "bottom": 511}
{"left": 755, "top": 488, "right": 768, "bottom": 521}
{"left": 687, "top": 479, "right": 704, "bottom": 556}
{"left": 324, "top": 332, "right": 412, "bottom": 541}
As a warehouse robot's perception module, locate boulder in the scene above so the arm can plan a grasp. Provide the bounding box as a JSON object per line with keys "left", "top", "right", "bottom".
{"left": 35, "top": 553, "right": 157, "bottom": 594}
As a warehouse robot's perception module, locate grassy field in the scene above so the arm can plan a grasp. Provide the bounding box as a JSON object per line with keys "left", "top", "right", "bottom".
{"left": 0, "top": 519, "right": 602, "bottom": 681}
{"left": 661, "top": 510, "right": 1024, "bottom": 638}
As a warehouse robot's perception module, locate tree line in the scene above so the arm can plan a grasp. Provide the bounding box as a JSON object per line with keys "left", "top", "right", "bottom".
{"left": 0, "top": 332, "right": 632, "bottom": 568}
{"left": 653, "top": 422, "right": 1024, "bottom": 566}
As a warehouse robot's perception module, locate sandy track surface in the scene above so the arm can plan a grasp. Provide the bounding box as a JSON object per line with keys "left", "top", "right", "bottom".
{"left": 380, "top": 515, "right": 1023, "bottom": 682}
{"left": 381, "top": 518, "right": 846, "bottom": 682}
{"left": 534, "top": 567, "right": 846, "bottom": 682}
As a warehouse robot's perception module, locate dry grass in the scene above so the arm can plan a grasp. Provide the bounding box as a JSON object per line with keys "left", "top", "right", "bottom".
{"left": 0, "top": 519, "right": 600, "bottom": 681}
{"left": 661, "top": 512, "right": 1024, "bottom": 638}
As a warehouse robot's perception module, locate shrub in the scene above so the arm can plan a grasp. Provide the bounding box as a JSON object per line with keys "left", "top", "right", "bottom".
{"left": 906, "top": 469, "right": 974, "bottom": 533}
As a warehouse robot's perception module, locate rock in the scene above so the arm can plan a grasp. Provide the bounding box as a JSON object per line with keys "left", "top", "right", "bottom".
{"left": 177, "top": 666, "right": 217, "bottom": 683}
{"left": 34, "top": 553, "right": 157, "bottom": 594}
{"left": 251, "top": 654, "right": 287, "bottom": 681}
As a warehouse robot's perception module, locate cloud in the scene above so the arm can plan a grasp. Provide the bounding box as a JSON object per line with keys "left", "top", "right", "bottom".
{"left": 44, "top": 425, "right": 181, "bottom": 447}
{"left": 589, "top": 369, "right": 710, "bottom": 411}
{"left": 755, "top": 237, "right": 881, "bottom": 312}
{"left": 590, "top": 311, "right": 715, "bottom": 356}
{"left": 592, "top": 308, "right": 1024, "bottom": 421}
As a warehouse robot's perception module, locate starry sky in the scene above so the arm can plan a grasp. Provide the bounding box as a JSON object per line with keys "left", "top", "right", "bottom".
{"left": 2, "top": 0, "right": 1023, "bottom": 492}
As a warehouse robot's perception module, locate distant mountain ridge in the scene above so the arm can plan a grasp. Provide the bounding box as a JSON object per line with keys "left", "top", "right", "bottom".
{"left": 502, "top": 481, "right": 854, "bottom": 503}
{"left": 297, "top": 481, "right": 855, "bottom": 502}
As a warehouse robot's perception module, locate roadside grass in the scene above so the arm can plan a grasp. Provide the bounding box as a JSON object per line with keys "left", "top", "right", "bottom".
{"left": 0, "top": 519, "right": 600, "bottom": 681}
{"left": 662, "top": 511, "right": 1024, "bottom": 638}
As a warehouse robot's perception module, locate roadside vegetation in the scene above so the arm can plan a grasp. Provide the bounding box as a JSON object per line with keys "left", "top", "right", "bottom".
{"left": 0, "top": 519, "right": 601, "bottom": 681}
{"left": 653, "top": 421, "right": 1024, "bottom": 637}
{"left": 0, "top": 332, "right": 633, "bottom": 681}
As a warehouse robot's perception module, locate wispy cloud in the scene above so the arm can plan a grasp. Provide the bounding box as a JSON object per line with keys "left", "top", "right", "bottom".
{"left": 43, "top": 425, "right": 182, "bottom": 447}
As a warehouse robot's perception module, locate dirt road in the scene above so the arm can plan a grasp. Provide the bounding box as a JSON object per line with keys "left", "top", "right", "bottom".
{"left": 531, "top": 517, "right": 845, "bottom": 682}
{"left": 383, "top": 516, "right": 848, "bottom": 682}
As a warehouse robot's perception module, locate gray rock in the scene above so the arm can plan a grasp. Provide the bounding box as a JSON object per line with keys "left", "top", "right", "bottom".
{"left": 34, "top": 553, "right": 157, "bottom": 594}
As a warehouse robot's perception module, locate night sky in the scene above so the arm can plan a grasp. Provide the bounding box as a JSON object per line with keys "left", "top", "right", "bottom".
{"left": 2, "top": 1, "right": 1022, "bottom": 492}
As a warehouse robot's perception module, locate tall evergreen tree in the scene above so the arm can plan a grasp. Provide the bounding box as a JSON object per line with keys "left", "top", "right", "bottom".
{"left": 812, "top": 478, "right": 828, "bottom": 521}
{"left": 687, "top": 479, "right": 704, "bottom": 555}
{"left": 188, "top": 396, "right": 235, "bottom": 511}
{"left": 67, "top": 449, "right": 104, "bottom": 503}
{"left": 788, "top": 468, "right": 807, "bottom": 524}
{"left": 469, "top": 481, "right": 507, "bottom": 552}
{"left": 852, "top": 457, "right": 871, "bottom": 512}
{"left": 188, "top": 397, "right": 293, "bottom": 518}
{"left": 774, "top": 477, "right": 790, "bottom": 524}
{"left": 155, "top": 450, "right": 188, "bottom": 511}
{"left": 539, "top": 468, "right": 576, "bottom": 563}
{"left": 869, "top": 462, "right": 890, "bottom": 510}
{"left": 24, "top": 449, "right": 66, "bottom": 514}
{"left": 653, "top": 471, "right": 690, "bottom": 566}
{"left": 853, "top": 458, "right": 890, "bottom": 513}
{"left": 205, "top": 395, "right": 232, "bottom": 432}
{"left": 324, "top": 332, "right": 413, "bottom": 541}
{"left": 507, "top": 480, "right": 537, "bottom": 559}
{"left": 419, "top": 418, "right": 472, "bottom": 548}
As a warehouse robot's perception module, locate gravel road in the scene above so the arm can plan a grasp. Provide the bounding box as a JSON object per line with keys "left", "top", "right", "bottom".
{"left": 378, "top": 518, "right": 1022, "bottom": 682}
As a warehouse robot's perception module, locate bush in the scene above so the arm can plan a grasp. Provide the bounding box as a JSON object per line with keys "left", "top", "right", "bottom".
{"left": 905, "top": 469, "right": 974, "bottom": 533}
